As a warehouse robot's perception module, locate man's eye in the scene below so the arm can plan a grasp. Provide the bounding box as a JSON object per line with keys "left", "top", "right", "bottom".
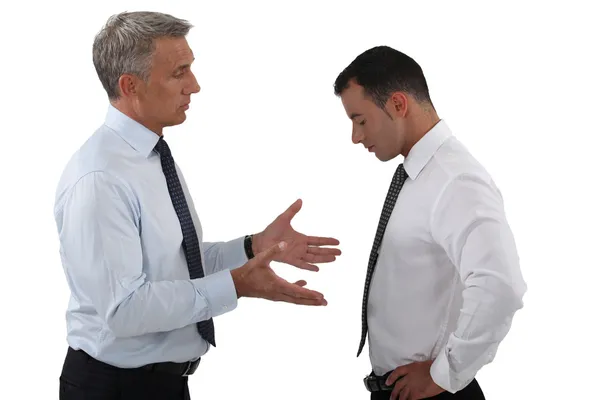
{"left": 359, "top": 120, "right": 366, "bottom": 126}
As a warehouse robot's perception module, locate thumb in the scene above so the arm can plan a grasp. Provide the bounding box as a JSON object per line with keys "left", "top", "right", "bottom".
{"left": 255, "top": 241, "right": 287, "bottom": 264}
{"left": 281, "top": 198, "right": 302, "bottom": 221}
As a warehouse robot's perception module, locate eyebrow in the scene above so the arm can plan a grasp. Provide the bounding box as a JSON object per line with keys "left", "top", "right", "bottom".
{"left": 174, "top": 57, "right": 195, "bottom": 72}
{"left": 349, "top": 113, "right": 363, "bottom": 120}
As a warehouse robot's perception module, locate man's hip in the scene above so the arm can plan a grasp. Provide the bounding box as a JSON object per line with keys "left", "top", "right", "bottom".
{"left": 59, "top": 347, "right": 195, "bottom": 400}
{"left": 364, "top": 370, "right": 485, "bottom": 399}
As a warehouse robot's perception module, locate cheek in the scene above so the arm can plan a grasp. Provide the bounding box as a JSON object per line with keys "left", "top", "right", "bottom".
{"left": 372, "top": 125, "right": 386, "bottom": 143}
{"left": 151, "top": 82, "right": 179, "bottom": 102}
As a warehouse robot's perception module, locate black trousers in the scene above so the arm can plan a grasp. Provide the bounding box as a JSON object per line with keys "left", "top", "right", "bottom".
{"left": 59, "top": 347, "right": 191, "bottom": 400}
{"left": 370, "top": 378, "right": 485, "bottom": 400}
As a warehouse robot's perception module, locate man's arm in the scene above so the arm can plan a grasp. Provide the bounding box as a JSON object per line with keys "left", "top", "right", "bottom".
{"left": 202, "top": 239, "right": 248, "bottom": 274}
{"left": 57, "top": 171, "right": 238, "bottom": 338}
{"left": 169, "top": 163, "right": 328, "bottom": 305}
{"left": 429, "top": 173, "right": 527, "bottom": 393}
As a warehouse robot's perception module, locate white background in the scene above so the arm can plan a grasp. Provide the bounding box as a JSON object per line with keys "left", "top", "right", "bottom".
{"left": 1, "top": 0, "right": 598, "bottom": 399}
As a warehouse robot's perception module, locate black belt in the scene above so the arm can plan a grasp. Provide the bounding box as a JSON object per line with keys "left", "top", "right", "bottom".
{"left": 67, "top": 347, "right": 201, "bottom": 377}
{"left": 141, "top": 357, "right": 201, "bottom": 376}
{"left": 363, "top": 371, "right": 398, "bottom": 392}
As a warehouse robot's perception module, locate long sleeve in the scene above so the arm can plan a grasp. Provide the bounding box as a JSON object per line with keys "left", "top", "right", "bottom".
{"left": 202, "top": 239, "right": 248, "bottom": 274}
{"left": 56, "top": 171, "right": 238, "bottom": 338}
{"left": 429, "top": 173, "right": 527, "bottom": 393}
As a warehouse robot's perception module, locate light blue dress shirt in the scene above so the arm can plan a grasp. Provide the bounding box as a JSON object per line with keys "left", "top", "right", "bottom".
{"left": 54, "top": 105, "right": 248, "bottom": 368}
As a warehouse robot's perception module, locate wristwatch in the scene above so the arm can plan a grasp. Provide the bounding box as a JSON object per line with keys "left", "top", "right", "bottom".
{"left": 244, "top": 235, "right": 254, "bottom": 259}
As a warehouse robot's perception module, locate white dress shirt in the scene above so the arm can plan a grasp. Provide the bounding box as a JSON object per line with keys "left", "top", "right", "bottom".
{"left": 367, "top": 119, "right": 527, "bottom": 393}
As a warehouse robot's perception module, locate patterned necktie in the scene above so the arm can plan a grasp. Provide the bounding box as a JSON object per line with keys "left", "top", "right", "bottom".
{"left": 357, "top": 163, "right": 408, "bottom": 357}
{"left": 154, "top": 136, "right": 216, "bottom": 347}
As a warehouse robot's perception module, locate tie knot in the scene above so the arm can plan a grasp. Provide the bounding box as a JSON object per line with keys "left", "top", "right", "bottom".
{"left": 154, "top": 136, "right": 171, "bottom": 157}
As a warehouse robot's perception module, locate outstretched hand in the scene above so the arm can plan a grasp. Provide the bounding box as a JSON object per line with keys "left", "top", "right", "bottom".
{"left": 231, "top": 241, "right": 327, "bottom": 306}
{"left": 252, "top": 199, "right": 341, "bottom": 272}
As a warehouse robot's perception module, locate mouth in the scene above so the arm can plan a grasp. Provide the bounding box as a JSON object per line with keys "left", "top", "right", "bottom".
{"left": 367, "top": 145, "right": 375, "bottom": 152}
{"left": 181, "top": 103, "right": 190, "bottom": 110}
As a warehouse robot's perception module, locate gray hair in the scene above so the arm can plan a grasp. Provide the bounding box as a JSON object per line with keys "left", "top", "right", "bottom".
{"left": 92, "top": 11, "right": 193, "bottom": 100}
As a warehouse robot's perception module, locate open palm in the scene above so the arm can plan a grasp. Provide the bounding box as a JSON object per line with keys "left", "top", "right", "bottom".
{"left": 255, "top": 199, "right": 341, "bottom": 271}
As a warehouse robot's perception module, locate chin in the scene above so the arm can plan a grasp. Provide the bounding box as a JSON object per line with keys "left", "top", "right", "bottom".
{"left": 378, "top": 152, "right": 398, "bottom": 162}
{"left": 168, "top": 112, "right": 187, "bottom": 126}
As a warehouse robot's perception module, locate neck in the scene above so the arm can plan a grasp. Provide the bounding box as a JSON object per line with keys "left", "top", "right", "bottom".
{"left": 400, "top": 109, "right": 440, "bottom": 157}
{"left": 111, "top": 100, "right": 163, "bottom": 136}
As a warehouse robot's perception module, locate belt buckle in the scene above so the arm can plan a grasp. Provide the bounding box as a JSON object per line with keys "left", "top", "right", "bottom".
{"left": 363, "top": 375, "right": 378, "bottom": 392}
{"left": 182, "top": 362, "right": 193, "bottom": 376}
{"left": 182, "top": 359, "right": 200, "bottom": 376}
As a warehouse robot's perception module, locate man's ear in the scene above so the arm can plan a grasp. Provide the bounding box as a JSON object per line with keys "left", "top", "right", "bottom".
{"left": 388, "top": 91, "right": 409, "bottom": 117}
{"left": 117, "top": 74, "right": 140, "bottom": 98}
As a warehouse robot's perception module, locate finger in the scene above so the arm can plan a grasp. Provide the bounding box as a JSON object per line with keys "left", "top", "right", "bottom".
{"left": 293, "top": 280, "right": 307, "bottom": 287}
{"left": 276, "top": 277, "right": 325, "bottom": 300}
{"left": 302, "top": 253, "right": 337, "bottom": 264}
{"left": 290, "top": 260, "right": 320, "bottom": 272}
{"left": 386, "top": 367, "right": 408, "bottom": 386}
{"left": 281, "top": 283, "right": 324, "bottom": 301}
{"left": 307, "top": 246, "right": 342, "bottom": 256}
{"left": 255, "top": 241, "right": 287, "bottom": 263}
{"left": 390, "top": 378, "right": 408, "bottom": 400}
{"left": 281, "top": 198, "right": 302, "bottom": 221}
{"left": 307, "top": 236, "right": 340, "bottom": 246}
{"left": 275, "top": 293, "right": 327, "bottom": 306}
{"left": 399, "top": 387, "right": 410, "bottom": 400}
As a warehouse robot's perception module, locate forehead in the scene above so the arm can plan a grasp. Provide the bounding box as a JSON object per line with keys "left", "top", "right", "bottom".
{"left": 151, "top": 37, "right": 194, "bottom": 69}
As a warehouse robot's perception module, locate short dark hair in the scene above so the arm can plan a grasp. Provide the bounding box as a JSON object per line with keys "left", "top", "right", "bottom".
{"left": 334, "top": 46, "right": 433, "bottom": 109}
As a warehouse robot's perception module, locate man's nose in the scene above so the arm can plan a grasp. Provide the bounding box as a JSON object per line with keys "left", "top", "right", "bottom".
{"left": 352, "top": 128, "right": 363, "bottom": 144}
{"left": 187, "top": 72, "right": 201, "bottom": 94}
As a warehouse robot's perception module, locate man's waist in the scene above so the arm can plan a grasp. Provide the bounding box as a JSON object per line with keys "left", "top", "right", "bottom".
{"left": 367, "top": 322, "right": 450, "bottom": 365}
{"left": 363, "top": 370, "right": 395, "bottom": 393}
{"left": 65, "top": 347, "right": 202, "bottom": 377}
{"left": 66, "top": 330, "right": 208, "bottom": 369}
{"left": 369, "top": 350, "right": 442, "bottom": 378}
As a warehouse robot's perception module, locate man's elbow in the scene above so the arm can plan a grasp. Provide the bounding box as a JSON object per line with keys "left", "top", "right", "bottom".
{"left": 469, "top": 269, "right": 527, "bottom": 314}
{"left": 105, "top": 310, "right": 139, "bottom": 338}
{"left": 497, "top": 273, "right": 527, "bottom": 314}
{"left": 103, "top": 298, "right": 145, "bottom": 338}
{"left": 511, "top": 277, "right": 527, "bottom": 310}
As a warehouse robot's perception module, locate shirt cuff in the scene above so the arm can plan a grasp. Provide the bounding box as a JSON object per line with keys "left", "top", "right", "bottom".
{"left": 430, "top": 349, "right": 470, "bottom": 394}
{"left": 221, "top": 236, "right": 248, "bottom": 269}
{"left": 192, "top": 269, "right": 238, "bottom": 318}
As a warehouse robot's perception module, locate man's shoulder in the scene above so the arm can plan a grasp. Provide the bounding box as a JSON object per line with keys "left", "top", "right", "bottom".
{"left": 430, "top": 136, "right": 493, "bottom": 184}
{"left": 54, "top": 125, "right": 138, "bottom": 208}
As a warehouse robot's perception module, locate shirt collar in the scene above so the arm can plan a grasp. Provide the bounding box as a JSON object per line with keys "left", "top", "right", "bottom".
{"left": 104, "top": 104, "right": 161, "bottom": 158}
{"left": 404, "top": 119, "right": 452, "bottom": 180}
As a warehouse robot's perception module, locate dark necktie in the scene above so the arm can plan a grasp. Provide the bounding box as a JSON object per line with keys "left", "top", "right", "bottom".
{"left": 154, "top": 136, "right": 216, "bottom": 347}
{"left": 357, "top": 163, "right": 408, "bottom": 357}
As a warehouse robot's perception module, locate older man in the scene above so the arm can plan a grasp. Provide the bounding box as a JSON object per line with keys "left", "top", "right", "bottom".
{"left": 54, "top": 11, "right": 340, "bottom": 399}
